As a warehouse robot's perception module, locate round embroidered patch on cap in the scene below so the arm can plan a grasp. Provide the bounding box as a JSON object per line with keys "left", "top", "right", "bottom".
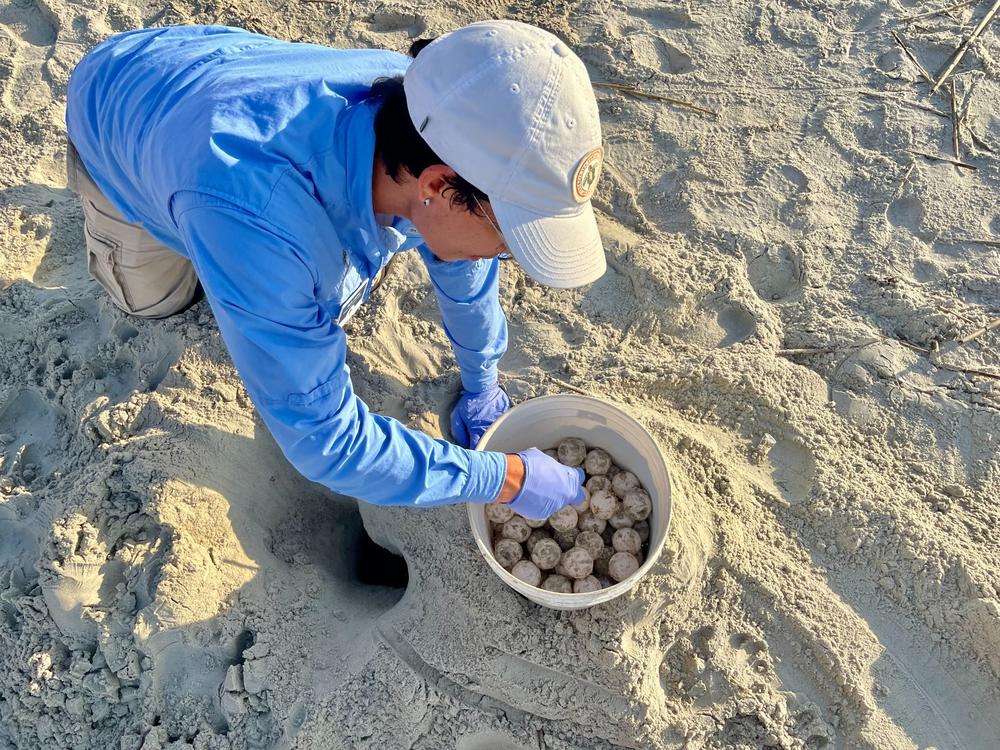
{"left": 572, "top": 147, "right": 604, "bottom": 203}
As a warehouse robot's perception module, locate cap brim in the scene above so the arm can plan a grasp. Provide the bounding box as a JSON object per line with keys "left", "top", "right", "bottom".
{"left": 491, "top": 200, "right": 607, "bottom": 288}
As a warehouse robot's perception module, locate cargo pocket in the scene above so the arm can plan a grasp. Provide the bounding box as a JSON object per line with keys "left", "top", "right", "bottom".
{"left": 84, "top": 223, "right": 134, "bottom": 314}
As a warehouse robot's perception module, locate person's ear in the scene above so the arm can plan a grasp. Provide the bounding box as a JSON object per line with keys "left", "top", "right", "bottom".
{"left": 416, "top": 165, "right": 459, "bottom": 204}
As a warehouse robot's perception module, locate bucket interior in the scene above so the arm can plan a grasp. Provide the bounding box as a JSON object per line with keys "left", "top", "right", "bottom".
{"left": 473, "top": 394, "right": 672, "bottom": 609}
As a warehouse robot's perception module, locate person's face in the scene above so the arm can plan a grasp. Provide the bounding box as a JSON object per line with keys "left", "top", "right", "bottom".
{"left": 409, "top": 165, "right": 510, "bottom": 262}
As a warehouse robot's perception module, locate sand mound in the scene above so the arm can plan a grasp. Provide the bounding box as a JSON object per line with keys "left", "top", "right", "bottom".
{"left": 2, "top": 0, "right": 1000, "bottom": 747}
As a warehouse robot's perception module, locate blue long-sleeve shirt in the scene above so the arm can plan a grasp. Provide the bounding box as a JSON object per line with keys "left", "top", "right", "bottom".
{"left": 65, "top": 25, "right": 509, "bottom": 506}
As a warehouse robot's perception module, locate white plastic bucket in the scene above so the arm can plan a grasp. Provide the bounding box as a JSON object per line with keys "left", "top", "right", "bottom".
{"left": 470, "top": 394, "right": 672, "bottom": 610}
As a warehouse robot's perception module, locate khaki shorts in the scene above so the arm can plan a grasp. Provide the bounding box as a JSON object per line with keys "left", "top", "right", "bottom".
{"left": 66, "top": 142, "right": 200, "bottom": 319}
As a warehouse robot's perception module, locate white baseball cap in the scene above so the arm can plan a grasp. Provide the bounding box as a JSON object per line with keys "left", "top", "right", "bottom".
{"left": 403, "top": 20, "right": 607, "bottom": 288}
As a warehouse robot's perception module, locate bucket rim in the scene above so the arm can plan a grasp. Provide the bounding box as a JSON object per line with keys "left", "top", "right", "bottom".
{"left": 469, "top": 393, "right": 672, "bottom": 609}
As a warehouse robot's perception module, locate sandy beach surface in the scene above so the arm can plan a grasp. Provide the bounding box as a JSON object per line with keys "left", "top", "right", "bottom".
{"left": 2, "top": 0, "right": 1000, "bottom": 747}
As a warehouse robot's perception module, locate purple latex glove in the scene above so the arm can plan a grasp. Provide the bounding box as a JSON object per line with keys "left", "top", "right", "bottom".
{"left": 450, "top": 383, "right": 511, "bottom": 449}
{"left": 508, "top": 448, "right": 586, "bottom": 520}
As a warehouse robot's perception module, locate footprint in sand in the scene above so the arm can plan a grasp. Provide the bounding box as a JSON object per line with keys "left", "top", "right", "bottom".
{"left": 137, "top": 337, "right": 182, "bottom": 393}
{"left": 0, "top": 388, "right": 59, "bottom": 485}
{"left": 730, "top": 631, "right": 767, "bottom": 657}
{"left": 367, "top": 4, "right": 427, "bottom": 36}
{"left": 772, "top": 164, "right": 808, "bottom": 193}
{"left": 855, "top": 107, "right": 888, "bottom": 152}
{"left": 743, "top": 241, "right": 804, "bottom": 303}
{"left": 144, "top": 629, "right": 233, "bottom": 735}
{"left": 655, "top": 39, "right": 694, "bottom": 74}
{"left": 763, "top": 164, "right": 812, "bottom": 228}
{"left": 40, "top": 559, "right": 104, "bottom": 642}
{"left": 632, "top": 4, "right": 698, "bottom": 30}
{"left": 121, "top": 522, "right": 171, "bottom": 613}
{"left": 729, "top": 631, "right": 773, "bottom": 675}
{"left": 886, "top": 195, "right": 925, "bottom": 234}
{"left": 630, "top": 35, "right": 694, "bottom": 75}
{"left": 0, "top": 0, "right": 57, "bottom": 117}
{"left": 715, "top": 305, "right": 756, "bottom": 347}
{"left": 112, "top": 320, "right": 140, "bottom": 344}
{"left": 762, "top": 431, "right": 816, "bottom": 504}
{"left": 98, "top": 332, "right": 182, "bottom": 401}
{"left": 687, "top": 302, "right": 757, "bottom": 349}
{"left": 658, "top": 625, "right": 729, "bottom": 702}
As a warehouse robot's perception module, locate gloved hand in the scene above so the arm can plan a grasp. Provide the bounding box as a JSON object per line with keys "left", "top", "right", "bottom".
{"left": 507, "top": 448, "right": 586, "bottom": 521}
{"left": 450, "top": 383, "right": 511, "bottom": 449}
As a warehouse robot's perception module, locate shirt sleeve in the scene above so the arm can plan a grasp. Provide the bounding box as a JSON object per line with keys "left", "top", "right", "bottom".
{"left": 174, "top": 201, "right": 507, "bottom": 507}
{"left": 417, "top": 245, "right": 509, "bottom": 393}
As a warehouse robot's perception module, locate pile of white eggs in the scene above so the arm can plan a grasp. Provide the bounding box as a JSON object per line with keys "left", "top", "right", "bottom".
{"left": 487, "top": 438, "right": 653, "bottom": 593}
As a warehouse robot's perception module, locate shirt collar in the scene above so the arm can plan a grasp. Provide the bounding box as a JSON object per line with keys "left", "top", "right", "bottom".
{"left": 330, "top": 97, "right": 423, "bottom": 275}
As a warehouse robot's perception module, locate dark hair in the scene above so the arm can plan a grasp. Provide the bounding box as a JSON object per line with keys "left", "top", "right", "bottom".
{"left": 370, "top": 38, "right": 488, "bottom": 214}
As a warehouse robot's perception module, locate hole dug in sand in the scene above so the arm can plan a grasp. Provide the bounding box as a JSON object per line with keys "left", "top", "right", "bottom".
{"left": 269, "top": 496, "right": 409, "bottom": 605}
{"left": 354, "top": 523, "right": 408, "bottom": 590}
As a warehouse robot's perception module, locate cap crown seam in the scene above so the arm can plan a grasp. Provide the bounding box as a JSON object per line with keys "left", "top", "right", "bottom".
{"left": 495, "top": 55, "right": 565, "bottom": 201}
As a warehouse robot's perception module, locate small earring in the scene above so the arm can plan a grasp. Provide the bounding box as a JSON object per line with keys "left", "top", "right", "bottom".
{"left": 423, "top": 198, "right": 431, "bottom": 206}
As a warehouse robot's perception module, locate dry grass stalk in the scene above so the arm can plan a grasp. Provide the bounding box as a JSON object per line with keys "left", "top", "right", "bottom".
{"left": 957, "top": 75, "right": 979, "bottom": 122}
{"left": 939, "top": 304, "right": 981, "bottom": 327}
{"left": 896, "top": 339, "right": 932, "bottom": 354}
{"left": 593, "top": 81, "right": 718, "bottom": 117}
{"left": 967, "top": 129, "right": 995, "bottom": 153}
{"left": 901, "top": 0, "right": 978, "bottom": 21}
{"left": 911, "top": 149, "right": 977, "bottom": 169}
{"left": 777, "top": 337, "right": 882, "bottom": 357}
{"left": 950, "top": 81, "right": 962, "bottom": 158}
{"left": 546, "top": 374, "right": 591, "bottom": 396}
{"left": 893, "top": 161, "right": 916, "bottom": 199}
{"left": 777, "top": 347, "right": 837, "bottom": 356}
{"left": 957, "top": 316, "right": 1000, "bottom": 344}
{"left": 891, "top": 30, "right": 934, "bottom": 83}
{"left": 938, "top": 305, "right": 978, "bottom": 327}
{"left": 931, "top": 0, "right": 1000, "bottom": 92}
{"left": 935, "top": 362, "right": 1000, "bottom": 380}
{"left": 955, "top": 236, "right": 1000, "bottom": 247}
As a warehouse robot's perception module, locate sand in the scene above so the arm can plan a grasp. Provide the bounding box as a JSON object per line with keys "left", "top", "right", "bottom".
{"left": 2, "top": 0, "right": 1000, "bottom": 747}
